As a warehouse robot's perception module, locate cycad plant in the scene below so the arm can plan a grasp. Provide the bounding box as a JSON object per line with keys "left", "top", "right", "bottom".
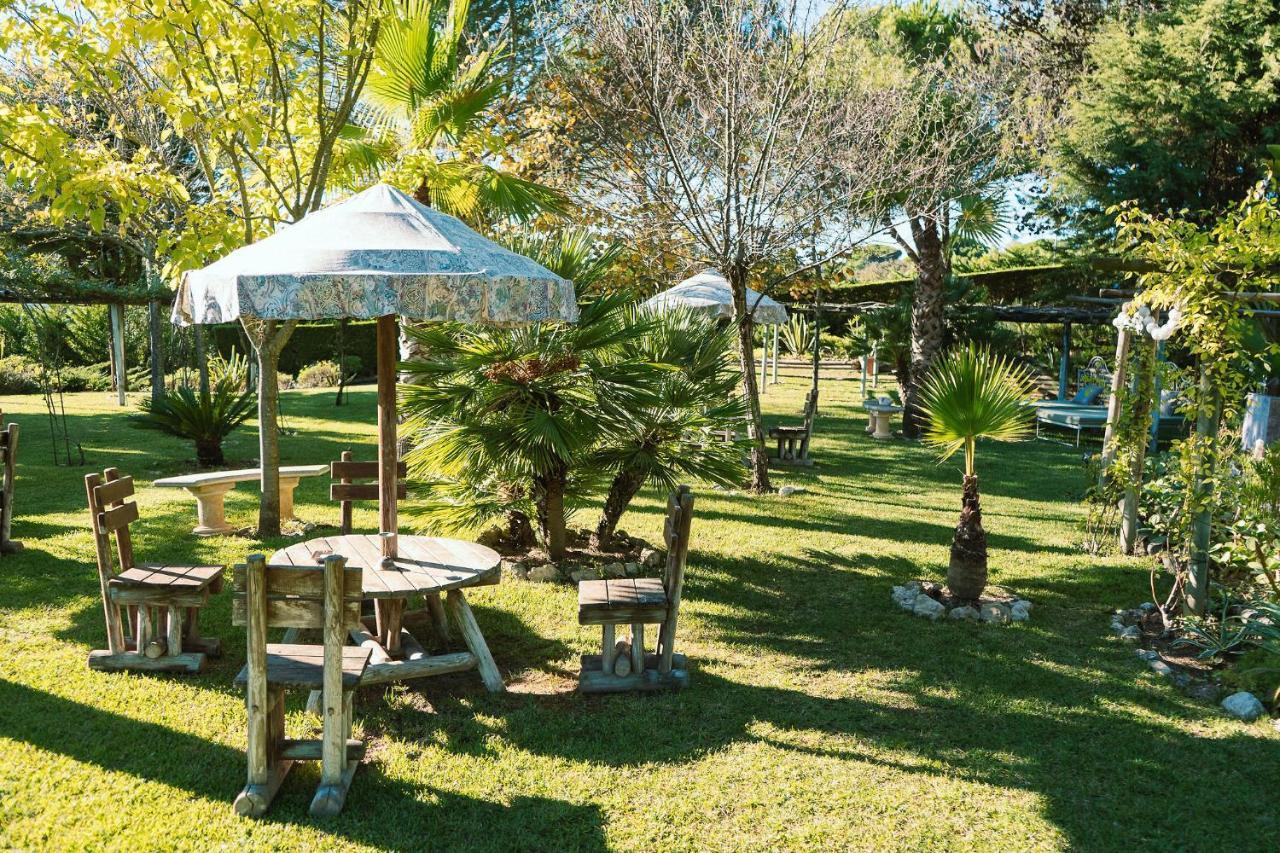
{"left": 919, "top": 345, "right": 1036, "bottom": 600}
{"left": 591, "top": 307, "right": 746, "bottom": 547}
{"left": 134, "top": 375, "right": 256, "bottom": 467}
{"left": 400, "top": 295, "right": 658, "bottom": 560}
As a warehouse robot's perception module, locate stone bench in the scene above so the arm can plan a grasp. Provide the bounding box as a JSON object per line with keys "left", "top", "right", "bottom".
{"left": 153, "top": 465, "right": 329, "bottom": 535}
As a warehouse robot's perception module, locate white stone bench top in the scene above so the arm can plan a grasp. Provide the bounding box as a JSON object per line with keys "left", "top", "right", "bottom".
{"left": 154, "top": 465, "right": 329, "bottom": 488}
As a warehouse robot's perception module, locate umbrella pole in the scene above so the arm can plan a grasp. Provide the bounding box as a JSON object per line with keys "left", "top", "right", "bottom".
{"left": 377, "top": 315, "right": 399, "bottom": 559}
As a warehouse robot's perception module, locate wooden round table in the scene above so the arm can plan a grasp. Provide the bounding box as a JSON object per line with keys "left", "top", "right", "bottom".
{"left": 270, "top": 534, "right": 504, "bottom": 692}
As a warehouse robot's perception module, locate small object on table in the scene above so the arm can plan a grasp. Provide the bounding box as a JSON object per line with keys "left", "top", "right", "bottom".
{"left": 154, "top": 464, "right": 329, "bottom": 536}
{"left": 270, "top": 533, "right": 504, "bottom": 692}
{"left": 380, "top": 531, "right": 398, "bottom": 569}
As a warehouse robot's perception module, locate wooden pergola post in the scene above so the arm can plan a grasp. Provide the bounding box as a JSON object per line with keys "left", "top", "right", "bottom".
{"left": 1057, "top": 321, "right": 1072, "bottom": 400}
{"left": 109, "top": 303, "right": 127, "bottom": 406}
{"left": 1186, "top": 364, "right": 1222, "bottom": 616}
{"left": 1098, "top": 312, "right": 1133, "bottom": 483}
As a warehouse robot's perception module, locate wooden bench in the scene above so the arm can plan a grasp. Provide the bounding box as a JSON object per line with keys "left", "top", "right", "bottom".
{"left": 0, "top": 412, "right": 20, "bottom": 556}
{"left": 577, "top": 486, "right": 693, "bottom": 693}
{"left": 154, "top": 465, "right": 328, "bottom": 535}
{"left": 85, "top": 467, "right": 224, "bottom": 673}
{"left": 233, "top": 553, "right": 370, "bottom": 818}
{"left": 769, "top": 389, "right": 817, "bottom": 465}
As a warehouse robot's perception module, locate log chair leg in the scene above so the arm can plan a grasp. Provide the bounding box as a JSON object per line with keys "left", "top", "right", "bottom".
{"left": 445, "top": 590, "right": 504, "bottom": 693}
{"left": 166, "top": 605, "right": 183, "bottom": 658}
{"left": 235, "top": 688, "right": 293, "bottom": 817}
{"left": 375, "top": 599, "right": 404, "bottom": 656}
{"left": 601, "top": 624, "right": 617, "bottom": 672}
{"left": 631, "top": 624, "right": 644, "bottom": 674}
{"left": 425, "top": 593, "right": 450, "bottom": 643}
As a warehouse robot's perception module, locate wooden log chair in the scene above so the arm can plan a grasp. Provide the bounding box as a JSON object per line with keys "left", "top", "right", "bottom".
{"left": 768, "top": 388, "right": 818, "bottom": 466}
{"left": 0, "top": 414, "right": 21, "bottom": 556}
{"left": 232, "top": 553, "right": 370, "bottom": 818}
{"left": 577, "top": 486, "right": 694, "bottom": 693}
{"left": 329, "top": 451, "right": 450, "bottom": 642}
{"left": 84, "top": 468, "right": 224, "bottom": 672}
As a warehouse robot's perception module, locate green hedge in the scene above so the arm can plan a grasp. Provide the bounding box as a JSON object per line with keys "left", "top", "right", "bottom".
{"left": 209, "top": 320, "right": 378, "bottom": 377}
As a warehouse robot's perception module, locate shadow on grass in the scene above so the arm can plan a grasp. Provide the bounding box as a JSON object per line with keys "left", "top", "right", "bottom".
{"left": 0, "top": 679, "right": 606, "bottom": 850}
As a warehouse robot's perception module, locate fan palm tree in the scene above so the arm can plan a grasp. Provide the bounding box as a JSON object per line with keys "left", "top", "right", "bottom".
{"left": 399, "top": 295, "right": 659, "bottom": 560}
{"left": 591, "top": 307, "right": 746, "bottom": 547}
{"left": 346, "top": 0, "right": 566, "bottom": 224}
{"left": 918, "top": 345, "right": 1036, "bottom": 600}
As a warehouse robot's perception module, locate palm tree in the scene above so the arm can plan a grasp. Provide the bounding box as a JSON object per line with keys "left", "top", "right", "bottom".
{"left": 591, "top": 307, "right": 746, "bottom": 547}
{"left": 399, "top": 295, "right": 658, "bottom": 561}
{"left": 918, "top": 345, "right": 1036, "bottom": 600}
{"left": 349, "top": 0, "right": 566, "bottom": 224}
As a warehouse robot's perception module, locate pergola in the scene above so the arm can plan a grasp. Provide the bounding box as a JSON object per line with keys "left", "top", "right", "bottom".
{"left": 0, "top": 282, "right": 170, "bottom": 406}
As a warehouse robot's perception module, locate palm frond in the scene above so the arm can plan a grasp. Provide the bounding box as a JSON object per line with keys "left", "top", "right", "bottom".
{"left": 918, "top": 344, "right": 1036, "bottom": 475}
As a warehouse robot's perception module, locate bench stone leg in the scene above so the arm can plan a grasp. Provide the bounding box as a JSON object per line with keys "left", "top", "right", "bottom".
{"left": 871, "top": 412, "right": 894, "bottom": 440}
{"left": 278, "top": 476, "right": 302, "bottom": 521}
{"left": 187, "top": 482, "right": 235, "bottom": 536}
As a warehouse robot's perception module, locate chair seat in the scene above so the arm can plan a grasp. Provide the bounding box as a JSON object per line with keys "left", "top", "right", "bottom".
{"left": 110, "top": 563, "right": 224, "bottom": 593}
{"left": 578, "top": 577, "right": 668, "bottom": 625}
{"left": 234, "top": 643, "right": 372, "bottom": 690}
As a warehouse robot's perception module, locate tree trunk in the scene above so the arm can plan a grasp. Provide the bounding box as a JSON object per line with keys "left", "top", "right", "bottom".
{"left": 901, "top": 217, "right": 948, "bottom": 439}
{"left": 148, "top": 300, "right": 165, "bottom": 404}
{"left": 726, "top": 266, "right": 771, "bottom": 493}
{"left": 194, "top": 324, "right": 211, "bottom": 397}
{"left": 243, "top": 319, "right": 297, "bottom": 538}
{"left": 947, "top": 473, "right": 988, "bottom": 601}
{"left": 538, "top": 471, "right": 569, "bottom": 561}
{"left": 506, "top": 510, "right": 536, "bottom": 551}
{"left": 195, "top": 438, "right": 224, "bottom": 468}
{"left": 594, "top": 466, "right": 647, "bottom": 548}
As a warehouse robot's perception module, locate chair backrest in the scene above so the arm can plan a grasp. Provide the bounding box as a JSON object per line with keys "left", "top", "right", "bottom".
{"left": 662, "top": 485, "right": 695, "bottom": 605}
{"left": 233, "top": 553, "right": 363, "bottom": 698}
{"left": 330, "top": 450, "right": 407, "bottom": 534}
{"left": 85, "top": 467, "right": 139, "bottom": 575}
{"left": 231, "top": 554, "right": 363, "bottom": 630}
{"left": 801, "top": 389, "right": 819, "bottom": 432}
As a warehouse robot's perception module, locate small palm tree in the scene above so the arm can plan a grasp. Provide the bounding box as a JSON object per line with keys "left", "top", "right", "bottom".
{"left": 400, "top": 295, "right": 659, "bottom": 560}
{"left": 134, "top": 375, "right": 256, "bottom": 467}
{"left": 919, "top": 345, "right": 1036, "bottom": 600}
{"left": 590, "top": 307, "right": 746, "bottom": 547}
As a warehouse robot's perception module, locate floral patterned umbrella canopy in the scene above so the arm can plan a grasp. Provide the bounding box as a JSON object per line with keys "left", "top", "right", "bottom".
{"left": 171, "top": 183, "right": 577, "bottom": 553}
{"left": 643, "top": 269, "right": 788, "bottom": 325}
{"left": 172, "top": 183, "right": 576, "bottom": 326}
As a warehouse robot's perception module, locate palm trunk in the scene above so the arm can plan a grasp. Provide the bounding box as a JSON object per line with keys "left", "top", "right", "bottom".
{"left": 594, "top": 467, "right": 647, "bottom": 548}
{"left": 539, "top": 471, "right": 569, "bottom": 561}
{"left": 195, "top": 438, "right": 224, "bottom": 468}
{"left": 726, "top": 265, "right": 771, "bottom": 493}
{"left": 902, "top": 218, "right": 948, "bottom": 439}
{"left": 946, "top": 473, "right": 988, "bottom": 600}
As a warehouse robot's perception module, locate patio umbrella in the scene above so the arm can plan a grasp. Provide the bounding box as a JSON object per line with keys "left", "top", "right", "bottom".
{"left": 642, "top": 269, "right": 789, "bottom": 325}
{"left": 173, "top": 183, "right": 577, "bottom": 551}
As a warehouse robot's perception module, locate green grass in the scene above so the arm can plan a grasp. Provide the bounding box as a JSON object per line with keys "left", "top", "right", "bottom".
{"left": 1, "top": 375, "right": 1276, "bottom": 851}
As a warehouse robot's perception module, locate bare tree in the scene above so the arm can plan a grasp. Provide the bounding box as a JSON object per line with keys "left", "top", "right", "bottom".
{"left": 557, "top": 0, "right": 903, "bottom": 492}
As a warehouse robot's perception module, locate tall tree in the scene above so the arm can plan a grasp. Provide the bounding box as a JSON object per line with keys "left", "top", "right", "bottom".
{"left": 825, "top": 1, "right": 1022, "bottom": 437}
{"left": 1051, "top": 0, "right": 1280, "bottom": 236}
{"left": 8, "top": 0, "right": 383, "bottom": 535}
{"left": 559, "top": 0, "right": 903, "bottom": 492}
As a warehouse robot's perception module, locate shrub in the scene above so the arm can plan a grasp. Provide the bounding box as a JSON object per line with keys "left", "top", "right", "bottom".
{"left": 133, "top": 375, "right": 257, "bottom": 466}
{"left": 59, "top": 364, "right": 111, "bottom": 392}
{"left": 0, "top": 355, "right": 42, "bottom": 394}
{"left": 296, "top": 360, "right": 342, "bottom": 388}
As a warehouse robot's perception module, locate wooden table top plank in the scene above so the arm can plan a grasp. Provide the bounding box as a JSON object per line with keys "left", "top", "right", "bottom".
{"left": 268, "top": 534, "right": 499, "bottom": 599}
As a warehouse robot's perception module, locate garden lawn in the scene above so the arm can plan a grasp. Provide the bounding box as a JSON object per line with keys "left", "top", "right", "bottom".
{"left": 1, "top": 374, "right": 1277, "bottom": 851}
